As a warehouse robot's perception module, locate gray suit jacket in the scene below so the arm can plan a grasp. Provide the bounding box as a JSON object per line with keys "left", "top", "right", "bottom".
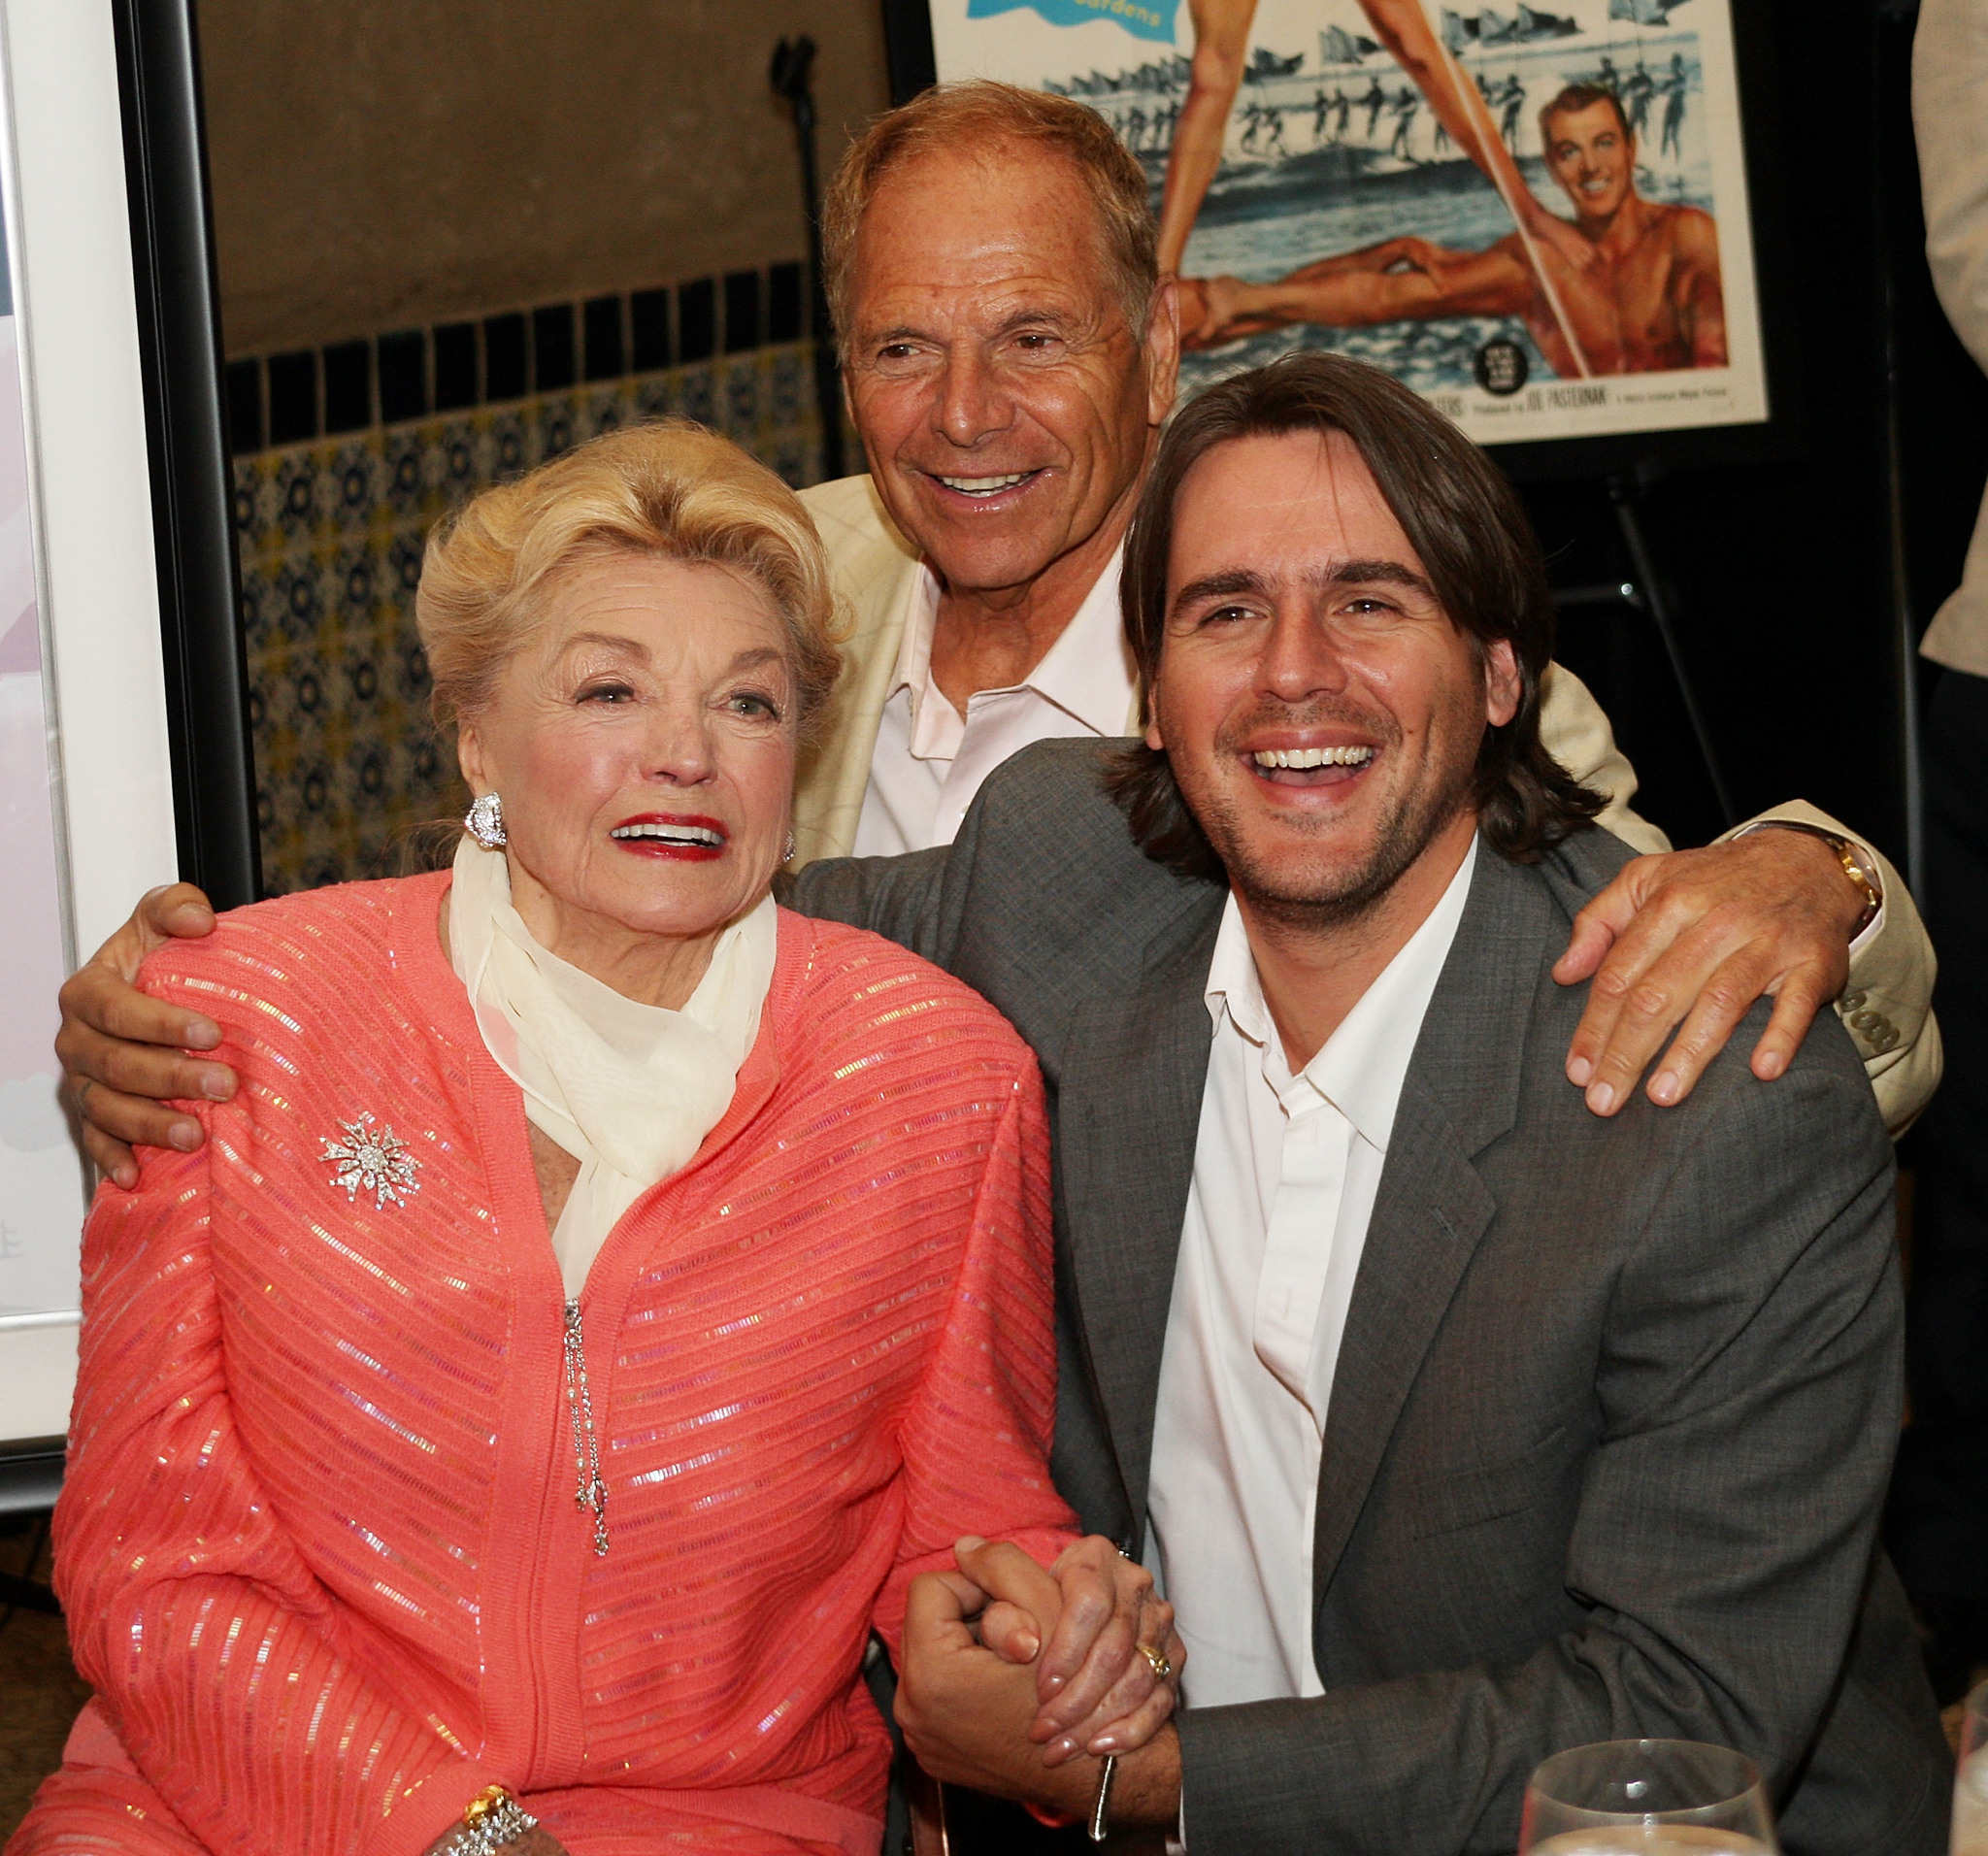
{"left": 787, "top": 739, "right": 1949, "bottom": 1855}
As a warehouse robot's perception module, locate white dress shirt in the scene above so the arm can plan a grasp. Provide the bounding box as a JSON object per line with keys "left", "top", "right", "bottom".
{"left": 849, "top": 549, "right": 1139, "bottom": 857}
{"left": 1146, "top": 841, "right": 1478, "bottom": 1710}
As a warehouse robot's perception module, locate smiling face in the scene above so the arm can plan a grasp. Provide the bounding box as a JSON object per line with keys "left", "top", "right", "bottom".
{"left": 843, "top": 139, "right": 1176, "bottom": 600}
{"left": 1543, "top": 98, "right": 1636, "bottom": 222}
{"left": 457, "top": 549, "right": 797, "bottom": 999}
{"left": 1145, "top": 429, "right": 1519, "bottom": 929}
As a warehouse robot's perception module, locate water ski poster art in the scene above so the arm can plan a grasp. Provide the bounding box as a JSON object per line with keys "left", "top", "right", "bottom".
{"left": 929, "top": 0, "right": 1771, "bottom": 446}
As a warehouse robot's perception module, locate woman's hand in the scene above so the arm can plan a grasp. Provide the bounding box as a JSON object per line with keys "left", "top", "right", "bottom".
{"left": 955, "top": 1534, "right": 1183, "bottom": 1767}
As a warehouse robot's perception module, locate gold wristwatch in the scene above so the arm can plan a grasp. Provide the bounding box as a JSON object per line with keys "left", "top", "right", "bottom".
{"left": 1740, "top": 820, "right": 1882, "bottom": 936}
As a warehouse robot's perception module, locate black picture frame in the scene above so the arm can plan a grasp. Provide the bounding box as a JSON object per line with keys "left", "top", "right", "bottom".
{"left": 112, "top": 0, "right": 260, "bottom": 909}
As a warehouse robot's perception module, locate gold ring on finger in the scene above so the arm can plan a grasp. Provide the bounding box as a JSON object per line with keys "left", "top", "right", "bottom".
{"left": 1138, "top": 1642, "right": 1172, "bottom": 1682}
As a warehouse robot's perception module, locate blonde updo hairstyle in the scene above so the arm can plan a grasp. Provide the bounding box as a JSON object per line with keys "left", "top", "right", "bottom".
{"left": 416, "top": 420, "right": 842, "bottom": 745}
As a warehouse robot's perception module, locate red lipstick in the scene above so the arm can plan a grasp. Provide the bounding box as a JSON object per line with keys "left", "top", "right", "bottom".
{"left": 608, "top": 812, "right": 728, "bottom": 861}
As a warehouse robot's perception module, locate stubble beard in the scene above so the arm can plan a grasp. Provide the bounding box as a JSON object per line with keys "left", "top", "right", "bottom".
{"left": 1183, "top": 698, "right": 1478, "bottom": 935}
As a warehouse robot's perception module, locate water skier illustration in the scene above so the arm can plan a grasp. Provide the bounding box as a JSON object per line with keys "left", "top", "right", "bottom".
{"left": 1179, "top": 79, "right": 1724, "bottom": 374}
{"left": 1155, "top": 0, "right": 1723, "bottom": 376}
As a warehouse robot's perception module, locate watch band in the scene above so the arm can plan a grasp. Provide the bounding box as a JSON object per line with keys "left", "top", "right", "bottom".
{"left": 1738, "top": 820, "right": 1882, "bottom": 936}
{"left": 450, "top": 1784, "right": 537, "bottom": 1854}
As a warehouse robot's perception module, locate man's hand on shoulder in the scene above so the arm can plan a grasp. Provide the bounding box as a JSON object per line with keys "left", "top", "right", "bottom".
{"left": 1552, "top": 830, "right": 1869, "bottom": 1115}
{"left": 56, "top": 882, "right": 234, "bottom": 1185}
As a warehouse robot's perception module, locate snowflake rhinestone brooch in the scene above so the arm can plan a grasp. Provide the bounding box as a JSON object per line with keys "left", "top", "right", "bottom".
{"left": 319, "top": 1112, "right": 421, "bottom": 1209}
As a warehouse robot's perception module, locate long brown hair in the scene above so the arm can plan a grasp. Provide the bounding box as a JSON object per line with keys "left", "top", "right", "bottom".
{"left": 1106, "top": 351, "right": 1602, "bottom": 880}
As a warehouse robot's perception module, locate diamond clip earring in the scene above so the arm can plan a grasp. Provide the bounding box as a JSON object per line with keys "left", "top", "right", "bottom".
{"left": 465, "top": 792, "right": 507, "bottom": 848}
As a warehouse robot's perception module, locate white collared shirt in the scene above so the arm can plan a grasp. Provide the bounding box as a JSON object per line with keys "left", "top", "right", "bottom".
{"left": 849, "top": 548, "right": 1139, "bottom": 856}
{"left": 1146, "top": 840, "right": 1478, "bottom": 1709}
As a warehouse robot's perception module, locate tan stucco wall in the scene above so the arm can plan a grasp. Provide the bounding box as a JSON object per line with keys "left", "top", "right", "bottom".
{"left": 197, "top": 0, "right": 891, "bottom": 356}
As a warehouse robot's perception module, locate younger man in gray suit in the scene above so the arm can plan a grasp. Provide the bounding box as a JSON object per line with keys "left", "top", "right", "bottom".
{"left": 795, "top": 353, "right": 1949, "bottom": 1852}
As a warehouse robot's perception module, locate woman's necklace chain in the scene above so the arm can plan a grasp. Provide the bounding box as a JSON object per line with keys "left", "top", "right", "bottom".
{"left": 562, "top": 1298, "right": 610, "bottom": 1556}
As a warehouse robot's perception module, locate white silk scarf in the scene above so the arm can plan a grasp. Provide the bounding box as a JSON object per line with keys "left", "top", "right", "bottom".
{"left": 447, "top": 835, "right": 778, "bottom": 1295}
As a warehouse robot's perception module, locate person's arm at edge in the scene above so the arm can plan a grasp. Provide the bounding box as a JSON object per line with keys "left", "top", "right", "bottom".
{"left": 1537, "top": 664, "right": 1939, "bottom": 1132}
{"left": 1914, "top": 0, "right": 1988, "bottom": 384}
{"left": 55, "top": 883, "right": 232, "bottom": 1183}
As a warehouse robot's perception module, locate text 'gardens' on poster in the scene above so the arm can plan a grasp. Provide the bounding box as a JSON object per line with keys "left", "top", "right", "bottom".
{"left": 934, "top": 0, "right": 1769, "bottom": 446}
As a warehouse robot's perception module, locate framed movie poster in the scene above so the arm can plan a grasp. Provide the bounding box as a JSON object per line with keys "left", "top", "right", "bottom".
{"left": 920, "top": 0, "right": 1771, "bottom": 449}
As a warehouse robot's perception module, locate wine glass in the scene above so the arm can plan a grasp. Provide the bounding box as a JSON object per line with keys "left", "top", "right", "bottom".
{"left": 1520, "top": 1739, "right": 1779, "bottom": 1854}
{"left": 1955, "top": 1678, "right": 1988, "bottom": 1856}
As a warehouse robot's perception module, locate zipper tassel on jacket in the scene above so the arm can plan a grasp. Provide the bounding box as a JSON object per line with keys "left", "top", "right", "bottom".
{"left": 562, "top": 1298, "right": 610, "bottom": 1556}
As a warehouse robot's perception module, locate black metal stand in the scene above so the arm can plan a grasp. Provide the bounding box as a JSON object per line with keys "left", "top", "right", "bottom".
{"left": 770, "top": 36, "right": 847, "bottom": 486}
{"left": 1552, "top": 471, "right": 1738, "bottom": 831}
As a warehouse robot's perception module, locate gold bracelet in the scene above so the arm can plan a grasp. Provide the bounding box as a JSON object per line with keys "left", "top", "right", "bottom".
{"left": 1088, "top": 1753, "right": 1118, "bottom": 1843}
{"left": 453, "top": 1784, "right": 537, "bottom": 1854}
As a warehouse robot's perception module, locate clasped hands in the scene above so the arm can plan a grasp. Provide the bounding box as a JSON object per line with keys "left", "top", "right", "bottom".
{"left": 413, "top": 1533, "right": 1180, "bottom": 1854}
{"left": 894, "top": 1534, "right": 1184, "bottom": 1826}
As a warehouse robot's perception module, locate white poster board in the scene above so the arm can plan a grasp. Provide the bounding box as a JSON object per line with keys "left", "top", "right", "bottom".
{"left": 0, "top": 1, "right": 179, "bottom": 1445}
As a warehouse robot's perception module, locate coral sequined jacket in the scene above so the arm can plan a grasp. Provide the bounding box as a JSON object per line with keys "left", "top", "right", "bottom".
{"left": 27, "top": 876, "right": 1072, "bottom": 1856}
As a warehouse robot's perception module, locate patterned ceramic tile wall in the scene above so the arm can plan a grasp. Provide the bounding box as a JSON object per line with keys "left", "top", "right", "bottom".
{"left": 234, "top": 341, "right": 823, "bottom": 895}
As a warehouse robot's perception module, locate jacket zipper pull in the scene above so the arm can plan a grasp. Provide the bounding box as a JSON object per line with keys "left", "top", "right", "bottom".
{"left": 562, "top": 1297, "right": 610, "bottom": 1556}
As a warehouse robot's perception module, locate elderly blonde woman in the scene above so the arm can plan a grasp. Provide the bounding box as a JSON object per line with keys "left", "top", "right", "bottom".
{"left": 15, "top": 425, "right": 1173, "bottom": 1856}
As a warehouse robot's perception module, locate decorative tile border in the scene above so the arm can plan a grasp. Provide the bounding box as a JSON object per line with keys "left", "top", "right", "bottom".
{"left": 235, "top": 340, "right": 823, "bottom": 895}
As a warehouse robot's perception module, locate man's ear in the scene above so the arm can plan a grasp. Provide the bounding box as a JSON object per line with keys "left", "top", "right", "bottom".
{"left": 1484, "top": 639, "right": 1521, "bottom": 729}
{"left": 1144, "top": 279, "right": 1182, "bottom": 429}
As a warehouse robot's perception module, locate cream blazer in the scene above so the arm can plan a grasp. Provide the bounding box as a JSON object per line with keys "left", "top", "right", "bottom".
{"left": 792, "top": 474, "right": 1939, "bottom": 1134}
{"left": 1914, "top": 0, "right": 1988, "bottom": 678}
